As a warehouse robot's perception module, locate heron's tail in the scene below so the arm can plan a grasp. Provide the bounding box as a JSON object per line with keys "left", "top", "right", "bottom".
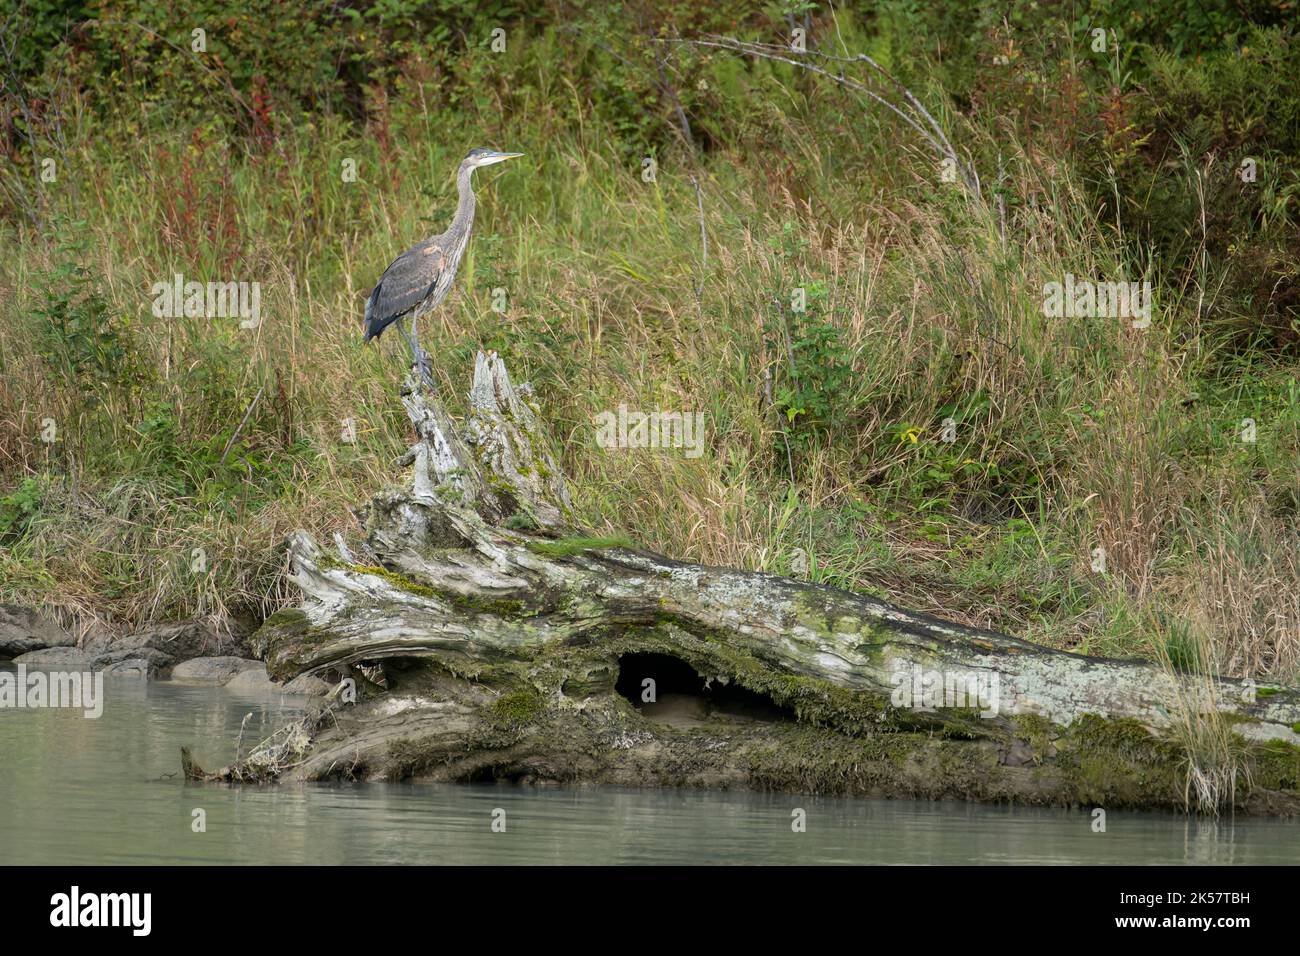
{"left": 362, "top": 293, "right": 379, "bottom": 342}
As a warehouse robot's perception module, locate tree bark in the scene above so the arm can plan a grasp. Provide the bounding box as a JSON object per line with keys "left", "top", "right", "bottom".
{"left": 193, "top": 354, "right": 1300, "bottom": 815}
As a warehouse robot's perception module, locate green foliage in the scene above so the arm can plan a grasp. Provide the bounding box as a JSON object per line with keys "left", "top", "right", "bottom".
{"left": 30, "top": 240, "right": 147, "bottom": 395}
{"left": 0, "top": 0, "right": 84, "bottom": 82}
{"left": 0, "top": 478, "right": 43, "bottom": 544}
{"left": 1162, "top": 618, "right": 1203, "bottom": 673}
{"left": 773, "top": 279, "right": 855, "bottom": 445}
{"left": 1134, "top": 36, "right": 1300, "bottom": 349}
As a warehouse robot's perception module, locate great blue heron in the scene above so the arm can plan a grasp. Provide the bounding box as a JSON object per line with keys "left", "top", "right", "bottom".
{"left": 363, "top": 147, "right": 523, "bottom": 385}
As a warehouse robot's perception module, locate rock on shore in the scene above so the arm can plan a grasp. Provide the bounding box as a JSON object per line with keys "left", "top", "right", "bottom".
{"left": 170, "top": 656, "right": 265, "bottom": 685}
{"left": 0, "top": 605, "right": 75, "bottom": 658}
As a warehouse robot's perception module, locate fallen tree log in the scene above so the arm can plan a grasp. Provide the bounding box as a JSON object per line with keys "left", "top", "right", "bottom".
{"left": 192, "top": 353, "right": 1300, "bottom": 814}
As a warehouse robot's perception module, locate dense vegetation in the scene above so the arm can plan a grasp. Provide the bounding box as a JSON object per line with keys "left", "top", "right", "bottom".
{"left": 2, "top": 0, "right": 1297, "bottom": 687}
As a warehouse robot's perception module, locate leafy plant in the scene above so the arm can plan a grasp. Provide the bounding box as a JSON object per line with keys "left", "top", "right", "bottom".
{"left": 0, "top": 478, "right": 43, "bottom": 544}
{"left": 772, "top": 279, "right": 855, "bottom": 448}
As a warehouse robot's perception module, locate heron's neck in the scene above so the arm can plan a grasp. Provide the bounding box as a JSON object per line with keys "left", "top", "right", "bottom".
{"left": 452, "top": 167, "right": 477, "bottom": 235}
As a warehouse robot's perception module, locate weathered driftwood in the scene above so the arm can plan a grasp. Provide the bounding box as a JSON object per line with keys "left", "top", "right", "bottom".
{"left": 197, "top": 352, "right": 1300, "bottom": 813}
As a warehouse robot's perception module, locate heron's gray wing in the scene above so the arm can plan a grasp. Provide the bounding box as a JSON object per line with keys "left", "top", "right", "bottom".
{"left": 364, "top": 239, "right": 450, "bottom": 339}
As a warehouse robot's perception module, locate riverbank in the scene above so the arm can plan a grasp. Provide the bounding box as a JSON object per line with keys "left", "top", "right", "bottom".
{"left": 0, "top": 603, "right": 334, "bottom": 698}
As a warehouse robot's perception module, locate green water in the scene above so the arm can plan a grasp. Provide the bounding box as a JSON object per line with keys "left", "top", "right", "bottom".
{"left": 2, "top": 669, "right": 1298, "bottom": 865}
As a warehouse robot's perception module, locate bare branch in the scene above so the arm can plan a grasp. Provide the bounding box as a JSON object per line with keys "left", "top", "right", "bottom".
{"left": 659, "top": 34, "right": 981, "bottom": 199}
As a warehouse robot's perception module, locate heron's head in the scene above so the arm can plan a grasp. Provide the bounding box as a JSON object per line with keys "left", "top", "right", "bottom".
{"left": 462, "top": 148, "right": 524, "bottom": 171}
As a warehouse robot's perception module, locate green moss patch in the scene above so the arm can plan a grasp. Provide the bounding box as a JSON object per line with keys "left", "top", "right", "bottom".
{"left": 526, "top": 535, "right": 635, "bottom": 558}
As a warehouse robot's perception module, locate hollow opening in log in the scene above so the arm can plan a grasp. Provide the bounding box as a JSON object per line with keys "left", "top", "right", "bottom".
{"left": 461, "top": 762, "right": 532, "bottom": 784}
{"left": 615, "top": 652, "right": 794, "bottom": 728}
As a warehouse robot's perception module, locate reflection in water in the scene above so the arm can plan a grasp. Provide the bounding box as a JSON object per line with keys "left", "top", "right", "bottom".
{"left": 2, "top": 670, "right": 1298, "bottom": 864}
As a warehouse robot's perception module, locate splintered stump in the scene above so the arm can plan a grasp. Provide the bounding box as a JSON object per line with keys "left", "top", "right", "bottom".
{"left": 198, "top": 353, "right": 1300, "bottom": 813}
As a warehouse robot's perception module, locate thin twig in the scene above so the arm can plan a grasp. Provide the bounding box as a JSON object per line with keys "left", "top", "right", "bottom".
{"left": 690, "top": 174, "right": 708, "bottom": 297}
{"left": 658, "top": 35, "right": 981, "bottom": 199}
{"left": 656, "top": 53, "right": 695, "bottom": 149}
{"left": 234, "top": 711, "right": 253, "bottom": 765}
{"left": 219, "top": 384, "right": 265, "bottom": 466}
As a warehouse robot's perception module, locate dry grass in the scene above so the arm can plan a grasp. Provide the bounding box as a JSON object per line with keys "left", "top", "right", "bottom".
{"left": 1152, "top": 624, "right": 1254, "bottom": 815}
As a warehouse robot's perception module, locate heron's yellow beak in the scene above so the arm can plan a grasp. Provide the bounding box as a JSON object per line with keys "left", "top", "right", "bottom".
{"left": 481, "top": 151, "right": 524, "bottom": 166}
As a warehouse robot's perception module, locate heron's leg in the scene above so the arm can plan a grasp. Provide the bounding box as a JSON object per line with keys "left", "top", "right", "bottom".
{"left": 396, "top": 317, "right": 434, "bottom": 389}
{"left": 409, "top": 311, "right": 434, "bottom": 387}
{"left": 396, "top": 315, "right": 417, "bottom": 358}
